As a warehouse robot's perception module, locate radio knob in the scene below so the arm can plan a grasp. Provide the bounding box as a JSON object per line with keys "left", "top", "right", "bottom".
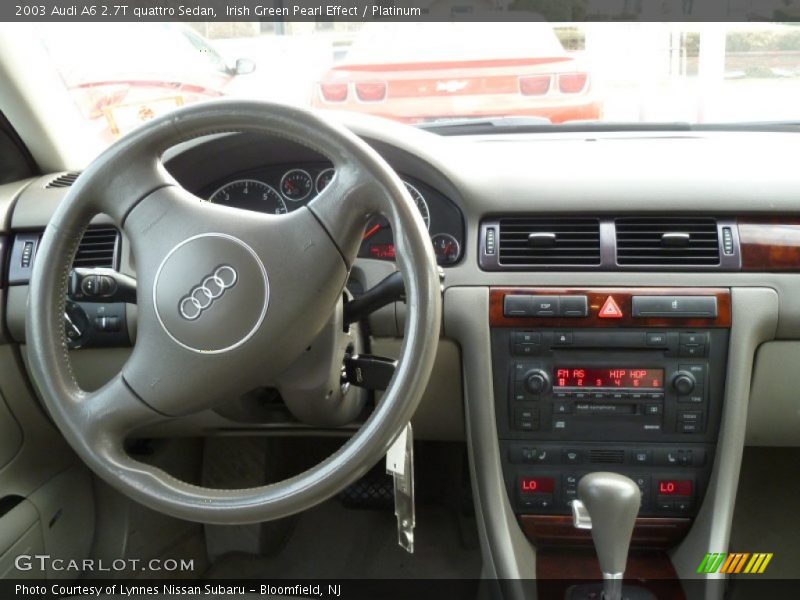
{"left": 524, "top": 370, "right": 551, "bottom": 395}
{"left": 672, "top": 371, "right": 696, "bottom": 395}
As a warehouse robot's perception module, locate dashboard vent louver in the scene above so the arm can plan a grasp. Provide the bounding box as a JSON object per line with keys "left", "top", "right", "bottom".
{"left": 497, "top": 218, "right": 601, "bottom": 267}
{"left": 588, "top": 449, "right": 625, "bottom": 464}
{"left": 45, "top": 172, "right": 80, "bottom": 189}
{"left": 73, "top": 227, "right": 119, "bottom": 269}
{"left": 616, "top": 218, "right": 720, "bottom": 266}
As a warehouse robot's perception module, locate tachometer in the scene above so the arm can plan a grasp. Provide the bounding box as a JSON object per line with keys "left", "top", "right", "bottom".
{"left": 209, "top": 179, "right": 287, "bottom": 214}
{"left": 280, "top": 169, "right": 314, "bottom": 202}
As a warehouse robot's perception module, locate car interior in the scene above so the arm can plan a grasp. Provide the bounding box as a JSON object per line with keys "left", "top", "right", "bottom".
{"left": 1, "top": 18, "right": 799, "bottom": 600}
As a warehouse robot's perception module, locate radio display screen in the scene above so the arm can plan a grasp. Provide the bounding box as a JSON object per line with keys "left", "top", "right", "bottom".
{"left": 554, "top": 368, "right": 664, "bottom": 389}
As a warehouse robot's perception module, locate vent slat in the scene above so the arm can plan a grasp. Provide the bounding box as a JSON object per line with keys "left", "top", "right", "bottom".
{"left": 46, "top": 172, "right": 81, "bottom": 189}
{"left": 616, "top": 218, "right": 719, "bottom": 267}
{"left": 74, "top": 227, "right": 119, "bottom": 269}
{"left": 498, "top": 218, "right": 601, "bottom": 267}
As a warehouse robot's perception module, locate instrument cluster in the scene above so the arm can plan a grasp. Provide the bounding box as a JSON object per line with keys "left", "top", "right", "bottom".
{"left": 203, "top": 163, "right": 465, "bottom": 266}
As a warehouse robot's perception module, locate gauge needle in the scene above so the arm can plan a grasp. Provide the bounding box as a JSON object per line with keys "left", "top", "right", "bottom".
{"left": 363, "top": 223, "right": 382, "bottom": 240}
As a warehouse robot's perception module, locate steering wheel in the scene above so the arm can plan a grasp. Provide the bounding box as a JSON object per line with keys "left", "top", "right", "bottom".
{"left": 25, "top": 101, "right": 441, "bottom": 524}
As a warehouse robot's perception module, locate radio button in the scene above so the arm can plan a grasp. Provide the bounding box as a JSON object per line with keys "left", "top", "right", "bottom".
{"left": 680, "top": 343, "right": 706, "bottom": 358}
{"left": 553, "top": 401, "right": 573, "bottom": 415}
{"left": 573, "top": 391, "right": 589, "bottom": 401}
{"left": 514, "top": 408, "right": 539, "bottom": 430}
{"left": 678, "top": 390, "right": 705, "bottom": 404}
{"left": 679, "top": 364, "right": 706, "bottom": 385}
{"left": 591, "top": 392, "right": 607, "bottom": 401}
{"left": 609, "top": 392, "right": 627, "bottom": 401}
{"left": 648, "top": 392, "right": 665, "bottom": 401}
{"left": 644, "top": 403, "right": 663, "bottom": 416}
{"left": 680, "top": 422, "right": 699, "bottom": 433}
{"left": 646, "top": 332, "right": 668, "bottom": 346}
{"left": 679, "top": 410, "right": 702, "bottom": 422}
{"left": 680, "top": 332, "right": 708, "bottom": 345}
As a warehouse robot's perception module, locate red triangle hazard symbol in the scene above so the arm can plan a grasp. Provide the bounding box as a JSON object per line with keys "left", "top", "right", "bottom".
{"left": 599, "top": 296, "right": 623, "bottom": 319}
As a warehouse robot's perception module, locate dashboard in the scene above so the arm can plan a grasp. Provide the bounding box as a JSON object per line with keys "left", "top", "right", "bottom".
{"left": 198, "top": 161, "right": 465, "bottom": 266}
{"left": 4, "top": 114, "right": 800, "bottom": 585}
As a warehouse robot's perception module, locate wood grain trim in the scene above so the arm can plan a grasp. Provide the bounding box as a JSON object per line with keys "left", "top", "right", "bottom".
{"left": 489, "top": 287, "right": 731, "bottom": 328}
{"left": 536, "top": 549, "right": 684, "bottom": 600}
{"left": 739, "top": 218, "right": 800, "bottom": 272}
{"left": 519, "top": 515, "right": 692, "bottom": 550}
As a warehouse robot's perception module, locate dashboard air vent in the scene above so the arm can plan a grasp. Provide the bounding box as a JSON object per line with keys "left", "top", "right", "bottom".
{"left": 497, "top": 218, "right": 601, "bottom": 267}
{"left": 46, "top": 172, "right": 80, "bottom": 189}
{"left": 73, "top": 227, "right": 119, "bottom": 269}
{"left": 588, "top": 449, "right": 625, "bottom": 464}
{"left": 616, "top": 218, "right": 720, "bottom": 266}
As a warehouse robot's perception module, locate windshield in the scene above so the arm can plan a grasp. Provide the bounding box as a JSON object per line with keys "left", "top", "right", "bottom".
{"left": 30, "top": 21, "right": 800, "bottom": 144}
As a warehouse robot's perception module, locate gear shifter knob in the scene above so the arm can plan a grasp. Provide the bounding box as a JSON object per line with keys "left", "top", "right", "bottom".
{"left": 575, "top": 472, "right": 640, "bottom": 600}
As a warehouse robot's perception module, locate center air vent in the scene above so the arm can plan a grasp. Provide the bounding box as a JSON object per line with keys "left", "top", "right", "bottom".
{"left": 496, "top": 218, "right": 601, "bottom": 267}
{"left": 616, "top": 218, "right": 720, "bottom": 267}
{"left": 588, "top": 449, "right": 625, "bottom": 464}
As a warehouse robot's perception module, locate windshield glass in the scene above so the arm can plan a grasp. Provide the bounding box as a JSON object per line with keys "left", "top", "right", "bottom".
{"left": 30, "top": 21, "right": 800, "bottom": 144}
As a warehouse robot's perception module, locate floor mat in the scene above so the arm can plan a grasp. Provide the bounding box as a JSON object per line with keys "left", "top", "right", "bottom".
{"left": 204, "top": 500, "right": 481, "bottom": 579}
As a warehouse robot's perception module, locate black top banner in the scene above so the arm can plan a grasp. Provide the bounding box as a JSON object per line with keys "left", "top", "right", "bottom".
{"left": 4, "top": 0, "right": 799, "bottom": 23}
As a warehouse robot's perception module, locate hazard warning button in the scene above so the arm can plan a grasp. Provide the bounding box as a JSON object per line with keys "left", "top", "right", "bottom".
{"left": 599, "top": 296, "right": 623, "bottom": 319}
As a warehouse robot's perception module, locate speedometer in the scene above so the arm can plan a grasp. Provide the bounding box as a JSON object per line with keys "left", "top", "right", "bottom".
{"left": 404, "top": 182, "right": 430, "bottom": 230}
{"left": 209, "top": 179, "right": 287, "bottom": 215}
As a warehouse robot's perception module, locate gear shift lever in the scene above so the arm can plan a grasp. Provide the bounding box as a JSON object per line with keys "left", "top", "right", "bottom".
{"left": 571, "top": 472, "right": 640, "bottom": 600}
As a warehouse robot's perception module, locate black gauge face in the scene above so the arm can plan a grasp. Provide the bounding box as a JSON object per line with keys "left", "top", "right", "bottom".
{"left": 315, "top": 168, "right": 335, "bottom": 194}
{"left": 280, "top": 169, "right": 314, "bottom": 202}
{"left": 209, "top": 179, "right": 287, "bottom": 214}
{"left": 431, "top": 233, "right": 461, "bottom": 265}
{"left": 404, "top": 182, "right": 430, "bottom": 230}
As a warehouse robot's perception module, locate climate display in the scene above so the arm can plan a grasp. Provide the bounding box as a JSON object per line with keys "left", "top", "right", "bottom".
{"left": 658, "top": 480, "right": 693, "bottom": 496}
{"left": 519, "top": 477, "right": 555, "bottom": 494}
{"left": 554, "top": 368, "right": 664, "bottom": 389}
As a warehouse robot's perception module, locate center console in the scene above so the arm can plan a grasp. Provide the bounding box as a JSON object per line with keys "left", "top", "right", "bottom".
{"left": 490, "top": 288, "right": 730, "bottom": 533}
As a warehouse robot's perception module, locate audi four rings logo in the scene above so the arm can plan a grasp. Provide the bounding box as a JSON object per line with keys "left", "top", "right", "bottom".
{"left": 178, "top": 265, "right": 238, "bottom": 321}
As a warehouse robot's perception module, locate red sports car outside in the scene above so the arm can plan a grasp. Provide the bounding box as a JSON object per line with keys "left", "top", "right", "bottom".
{"left": 312, "top": 22, "right": 602, "bottom": 124}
